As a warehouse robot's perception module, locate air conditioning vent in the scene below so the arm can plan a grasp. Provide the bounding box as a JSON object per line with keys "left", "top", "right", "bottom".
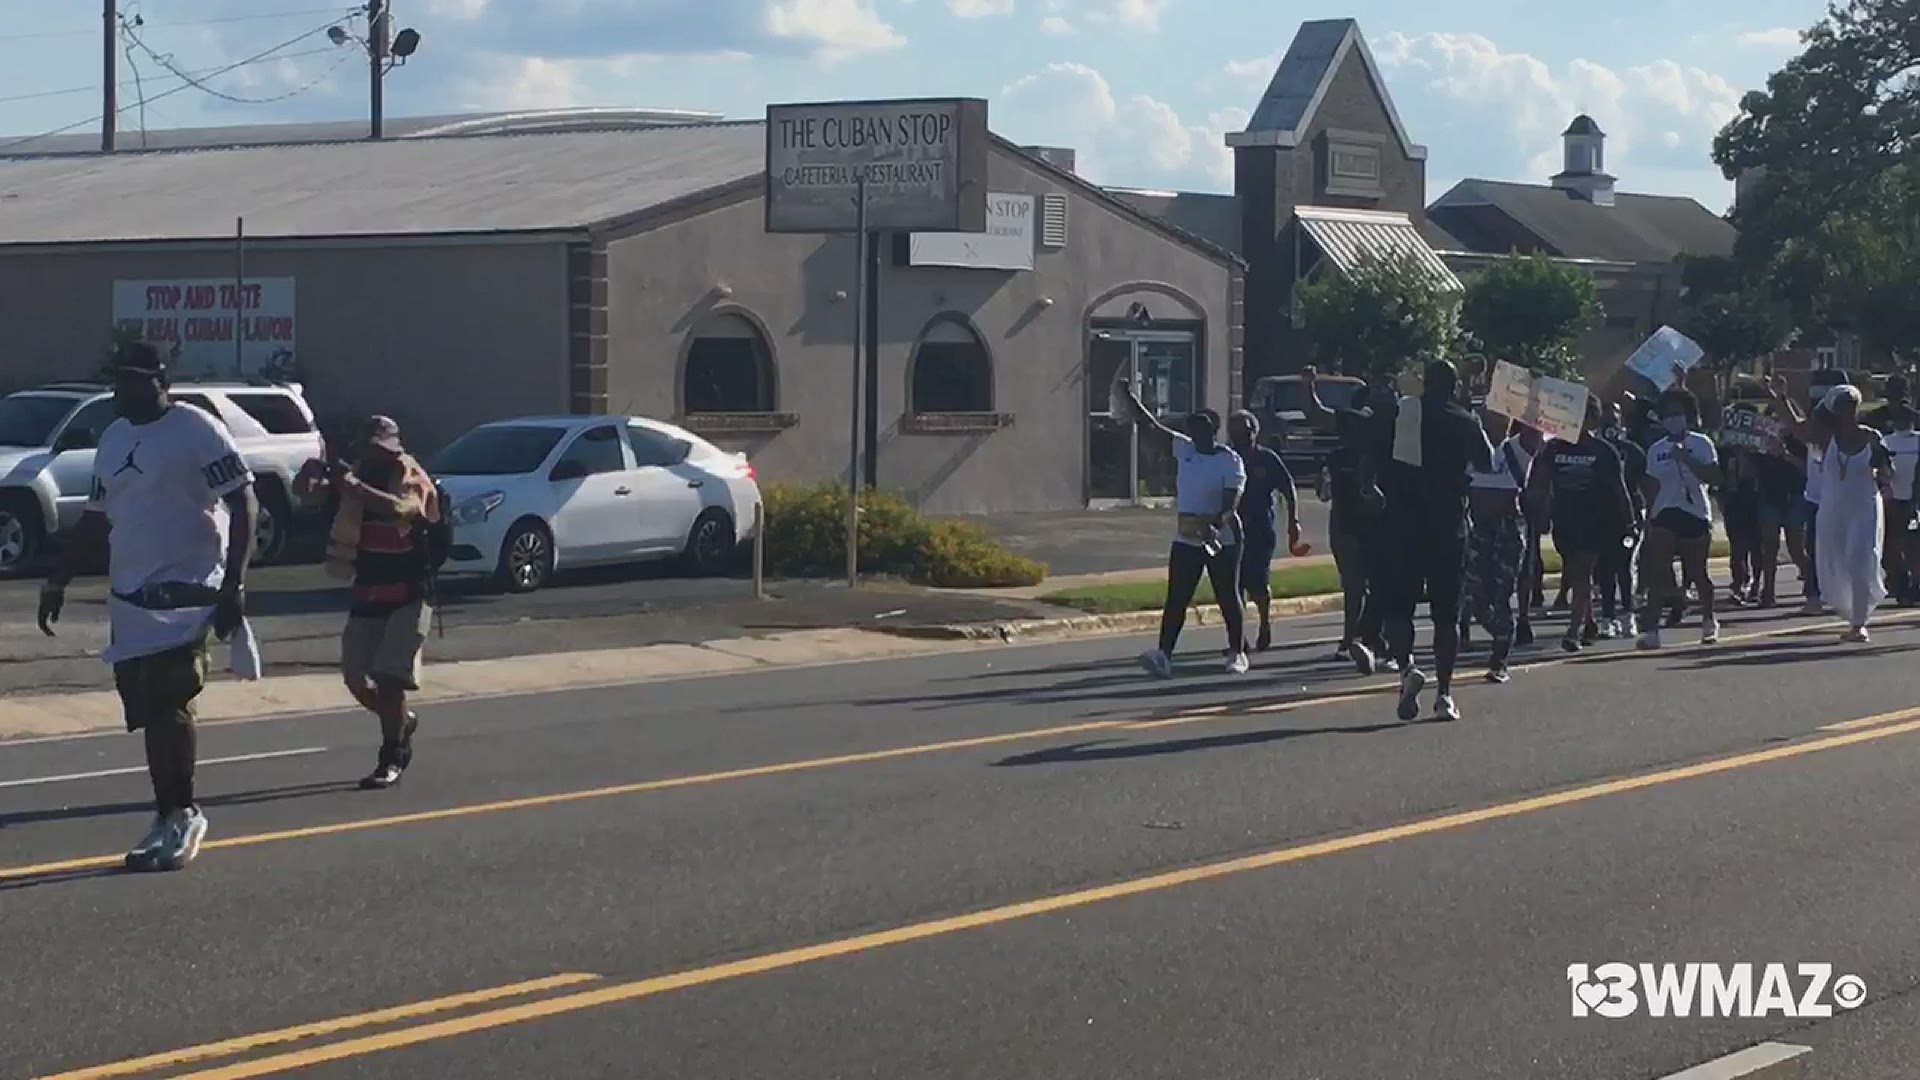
{"left": 1040, "top": 193, "right": 1068, "bottom": 249}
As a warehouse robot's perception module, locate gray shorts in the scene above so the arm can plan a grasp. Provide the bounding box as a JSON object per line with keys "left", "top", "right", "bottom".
{"left": 343, "top": 602, "right": 430, "bottom": 691}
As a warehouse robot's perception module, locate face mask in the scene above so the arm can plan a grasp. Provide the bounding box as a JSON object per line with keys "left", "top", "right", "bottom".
{"left": 1662, "top": 416, "right": 1687, "bottom": 437}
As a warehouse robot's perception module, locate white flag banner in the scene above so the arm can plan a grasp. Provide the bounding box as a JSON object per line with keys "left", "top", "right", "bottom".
{"left": 1625, "top": 326, "right": 1705, "bottom": 390}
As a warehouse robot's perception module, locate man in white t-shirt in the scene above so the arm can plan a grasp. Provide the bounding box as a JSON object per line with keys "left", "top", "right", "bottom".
{"left": 1118, "top": 386, "right": 1248, "bottom": 678}
{"left": 38, "top": 343, "right": 257, "bottom": 872}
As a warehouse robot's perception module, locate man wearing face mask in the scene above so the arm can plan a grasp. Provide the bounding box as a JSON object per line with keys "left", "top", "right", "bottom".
{"left": 1120, "top": 386, "right": 1248, "bottom": 679}
{"left": 37, "top": 342, "right": 257, "bottom": 871}
{"left": 296, "top": 416, "right": 441, "bottom": 788}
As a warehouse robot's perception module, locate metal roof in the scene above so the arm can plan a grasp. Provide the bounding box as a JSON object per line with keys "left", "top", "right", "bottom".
{"left": 0, "top": 108, "right": 725, "bottom": 157}
{"left": 1294, "top": 205, "right": 1463, "bottom": 292}
{"left": 0, "top": 123, "right": 767, "bottom": 245}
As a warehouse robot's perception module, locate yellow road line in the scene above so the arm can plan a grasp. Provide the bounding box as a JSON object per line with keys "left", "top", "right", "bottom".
{"left": 36, "top": 974, "right": 600, "bottom": 1080}
{"left": 144, "top": 707, "right": 1920, "bottom": 1080}
{"left": 0, "top": 721, "right": 1119, "bottom": 884}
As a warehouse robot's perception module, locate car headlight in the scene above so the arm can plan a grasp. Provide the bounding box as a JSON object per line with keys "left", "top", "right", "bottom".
{"left": 449, "top": 491, "right": 506, "bottom": 526}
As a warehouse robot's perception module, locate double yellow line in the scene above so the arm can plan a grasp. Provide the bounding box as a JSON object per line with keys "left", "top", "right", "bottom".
{"left": 42, "top": 703, "right": 1920, "bottom": 1080}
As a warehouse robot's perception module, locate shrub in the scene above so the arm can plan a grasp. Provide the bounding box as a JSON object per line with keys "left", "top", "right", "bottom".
{"left": 760, "top": 482, "right": 1046, "bottom": 588}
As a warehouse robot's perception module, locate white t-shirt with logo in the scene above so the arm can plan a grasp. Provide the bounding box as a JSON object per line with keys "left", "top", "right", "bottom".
{"left": 87, "top": 405, "right": 252, "bottom": 662}
{"left": 1646, "top": 431, "right": 1719, "bottom": 522}
{"left": 1885, "top": 429, "right": 1920, "bottom": 499}
{"left": 1172, "top": 434, "right": 1246, "bottom": 547}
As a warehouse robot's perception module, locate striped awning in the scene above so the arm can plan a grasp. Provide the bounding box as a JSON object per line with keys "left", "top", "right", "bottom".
{"left": 1294, "top": 205, "right": 1463, "bottom": 292}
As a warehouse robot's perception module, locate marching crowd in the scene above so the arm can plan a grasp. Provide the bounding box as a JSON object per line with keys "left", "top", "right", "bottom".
{"left": 1127, "top": 360, "right": 1920, "bottom": 723}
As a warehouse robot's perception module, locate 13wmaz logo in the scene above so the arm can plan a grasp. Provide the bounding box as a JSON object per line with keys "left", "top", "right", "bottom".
{"left": 1567, "top": 963, "right": 1867, "bottom": 1019}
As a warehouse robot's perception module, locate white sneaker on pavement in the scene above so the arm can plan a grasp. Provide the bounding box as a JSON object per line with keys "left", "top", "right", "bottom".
{"left": 1396, "top": 667, "right": 1428, "bottom": 722}
{"left": 1700, "top": 617, "right": 1720, "bottom": 645}
{"left": 1225, "top": 651, "right": 1250, "bottom": 675}
{"left": 1843, "top": 626, "right": 1871, "bottom": 644}
{"left": 153, "top": 808, "right": 208, "bottom": 872}
{"left": 124, "top": 814, "right": 170, "bottom": 870}
{"left": 1137, "top": 649, "right": 1174, "bottom": 680}
{"left": 1434, "top": 693, "right": 1461, "bottom": 721}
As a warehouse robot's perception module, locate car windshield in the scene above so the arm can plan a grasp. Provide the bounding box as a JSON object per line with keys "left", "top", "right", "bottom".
{"left": 431, "top": 426, "right": 566, "bottom": 476}
{"left": 0, "top": 395, "right": 81, "bottom": 448}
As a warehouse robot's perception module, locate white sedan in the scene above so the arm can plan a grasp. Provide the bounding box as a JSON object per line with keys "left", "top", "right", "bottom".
{"left": 431, "top": 416, "right": 761, "bottom": 592}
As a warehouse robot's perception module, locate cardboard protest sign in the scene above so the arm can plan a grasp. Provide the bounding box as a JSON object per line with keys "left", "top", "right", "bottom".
{"left": 1486, "top": 360, "right": 1591, "bottom": 442}
{"left": 1721, "top": 407, "right": 1784, "bottom": 451}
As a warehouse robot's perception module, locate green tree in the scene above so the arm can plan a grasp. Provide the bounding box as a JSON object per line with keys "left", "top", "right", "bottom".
{"left": 1459, "top": 253, "right": 1600, "bottom": 380}
{"left": 1713, "top": 0, "right": 1918, "bottom": 335}
{"left": 1673, "top": 255, "right": 1793, "bottom": 382}
{"left": 1294, "top": 250, "right": 1461, "bottom": 381}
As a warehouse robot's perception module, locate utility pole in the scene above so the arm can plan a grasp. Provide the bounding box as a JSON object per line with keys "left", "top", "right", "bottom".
{"left": 368, "top": 0, "right": 389, "bottom": 139}
{"left": 102, "top": 0, "right": 116, "bottom": 152}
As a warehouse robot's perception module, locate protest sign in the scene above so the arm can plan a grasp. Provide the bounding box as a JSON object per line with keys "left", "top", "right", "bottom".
{"left": 1625, "top": 326, "right": 1704, "bottom": 390}
{"left": 1486, "top": 360, "right": 1590, "bottom": 442}
{"left": 1721, "top": 407, "right": 1784, "bottom": 451}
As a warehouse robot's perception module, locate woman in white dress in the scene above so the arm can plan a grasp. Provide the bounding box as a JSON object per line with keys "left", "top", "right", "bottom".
{"left": 1769, "top": 379, "right": 1891, "bottom": 641}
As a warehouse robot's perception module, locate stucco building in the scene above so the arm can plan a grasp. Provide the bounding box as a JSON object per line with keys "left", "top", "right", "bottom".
{"left": 0, "top": 112, "right": 1241, "bottom": 514}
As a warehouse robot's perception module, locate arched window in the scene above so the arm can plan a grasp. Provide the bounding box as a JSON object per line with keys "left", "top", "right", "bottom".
{"left": 684, "top": 313, "right": 774, "bottom": 413}
{"left": 911, "top": 317, "right": 993, "bottom": 414}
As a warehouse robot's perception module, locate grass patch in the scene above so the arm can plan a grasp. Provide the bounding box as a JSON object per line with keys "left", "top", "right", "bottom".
{"left": 1039, "top": 537, "right": 1732, "bottom": 615}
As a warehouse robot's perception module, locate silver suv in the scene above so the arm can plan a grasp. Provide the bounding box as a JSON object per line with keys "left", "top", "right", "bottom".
{"left": 0, "top": 381, "right": 325, "bottom": 575}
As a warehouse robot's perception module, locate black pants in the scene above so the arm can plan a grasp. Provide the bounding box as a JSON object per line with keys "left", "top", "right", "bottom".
{"left": 1159, "top": 542, "right": 1244, "bottom": 654}
{"left": 1597, "top": 536, "right": 1635, "bottom": 620}
{"left": 1330, "top": 528, "right": 1381, "bottom": 648}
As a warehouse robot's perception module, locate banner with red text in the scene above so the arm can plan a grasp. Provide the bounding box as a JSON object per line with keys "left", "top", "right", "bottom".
{"left": 112, "top": 278, "right": 296, "bottom": 380}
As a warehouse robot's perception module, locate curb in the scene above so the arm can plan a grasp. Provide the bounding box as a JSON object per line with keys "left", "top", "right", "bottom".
{"left": 878, "top": 593, "right": 1345, "bottom": 642}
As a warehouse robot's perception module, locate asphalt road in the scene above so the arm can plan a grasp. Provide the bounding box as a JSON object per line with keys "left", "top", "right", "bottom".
{"left": 6, "top": 589, "right": 1920, "bottom": 1079}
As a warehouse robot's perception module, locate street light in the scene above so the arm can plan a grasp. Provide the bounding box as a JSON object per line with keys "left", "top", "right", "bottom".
{"left": 327, "top": 1, "right": 422, "bottom": 138}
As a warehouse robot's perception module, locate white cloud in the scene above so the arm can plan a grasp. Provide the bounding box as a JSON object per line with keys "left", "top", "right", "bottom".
{"left": 996, "top": 61, "right": 1233, "bottom": 191}
{"left": 948, "top": 0, "right": 1015, "bottom": 15}
{"left": 1041, "top": 15, "right": 1075, "bottom": 35}
{"left": 1735, "top": 27, "right": 1802, "bottom": 49}
{"left": 1224, "top": 53, "right": 1280, "bottom": 87}
{"left": 1372, "top": 30, "right": 1742, "bottom": 187}
{"left": 425, "top": 0, "right": 489, "bottom": 18}
{"left": 1084, "top": 0, "right": 1172, "bottom": 31}
{"left": 764, "top": 0, "right": 905, "bottom": 59}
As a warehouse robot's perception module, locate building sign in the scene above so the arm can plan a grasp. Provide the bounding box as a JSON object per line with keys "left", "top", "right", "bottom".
{"left": 112, "top": 278, "right": 297, "bottom": 380}
{"left": 1487, "top": 360, "right": 1590, "bottom": 443}
{"left": 907, "top": 192, "right": 1035, "bottom": 271}
{"left": 765, "top": 98, "right": 989, "bottom": 234}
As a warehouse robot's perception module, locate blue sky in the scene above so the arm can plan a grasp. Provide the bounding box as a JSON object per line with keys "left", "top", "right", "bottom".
{"left": 0, "top": 1, "right": 1829, "bottom": 210}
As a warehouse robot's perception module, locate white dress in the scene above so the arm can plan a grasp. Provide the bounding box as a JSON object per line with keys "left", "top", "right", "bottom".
{"left": 1814, "top": 437, "right": 1885, "bottom": 627}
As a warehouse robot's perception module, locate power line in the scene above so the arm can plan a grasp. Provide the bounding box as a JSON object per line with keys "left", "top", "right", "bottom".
{"left": 0, "top": 5, "right": 361, "bottom": 43}
{"left": 0, "top": 49, "right": 336, "bottom": 107}
{"left": 123, "top": 17, "right": 360, "bottom": 106}
{"left": 0, "top": 16, "right": 351, "bottom": 153}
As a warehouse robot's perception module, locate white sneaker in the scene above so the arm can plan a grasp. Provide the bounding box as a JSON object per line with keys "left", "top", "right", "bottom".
{"left": 1801, "top": 596, "right": 1825, "bottom": 616}
{"left": 1637, "top": 629, "right": 1664, "bottom": 651}
{"left": 153, "top": 808, "right": 208, "bottom": 871}
{"left": 1700, "top": 618, "right": 1720, "bottom": 645}
{"left": 1136, "top": 649, "right": 1173, "bottom": 680}
{"left": 1396, "top": 667, "right": 1429, "bottom": 721}
{"left": 124, "top": 814, "right": 170, "bottom": 870}
{"left": 1433, "top": 693, "right": 1461, "bottom": 721}
{"left": 1597, "top": 619, "right": 1619, "bottom": 640}
{"left": 1621, "top": 614, "right": 1639, "bottom": 637}
{"left": 1225, "top": 651, "right": 1250, "bottom": 675}
{"left": 1843, "top": 626, "right": 1871, "bottom": 644}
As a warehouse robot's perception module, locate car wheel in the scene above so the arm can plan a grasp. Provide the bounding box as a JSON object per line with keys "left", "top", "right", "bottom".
{"left": 251, "top": 484, "right": 291, "bottom": 566}
{"left": 682, "top": 509, "right": 736, "bottom": 576}
{"left": 497, "top": 519, "right": 554, "bottom": 593}
{"left": 0, "top": 496, "right": 44, "bottom": 577}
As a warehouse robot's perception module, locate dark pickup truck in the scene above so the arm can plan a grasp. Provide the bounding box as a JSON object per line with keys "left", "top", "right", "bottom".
{"left": 1247, "top": 374, "right": 1367, "bottom": 473}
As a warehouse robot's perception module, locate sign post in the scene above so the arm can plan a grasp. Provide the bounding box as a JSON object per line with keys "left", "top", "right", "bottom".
{"left": 765, "top": 97, "right": 989, "bottom": 588}
{"left": 847, "top": 177, "right": 868, "bottom": 588}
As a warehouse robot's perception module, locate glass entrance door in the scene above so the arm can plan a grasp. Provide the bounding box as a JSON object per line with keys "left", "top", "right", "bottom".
{"left": 1086, "top": 329, "right": 1199, "bottom": 505}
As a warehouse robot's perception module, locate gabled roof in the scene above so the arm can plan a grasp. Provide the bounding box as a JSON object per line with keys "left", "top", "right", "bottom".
{"left": 1226, "top": 18, "right": 1425, "bottom": 160}
{"left": 1427, "top": 179, "right": 1734, "bottom": 263}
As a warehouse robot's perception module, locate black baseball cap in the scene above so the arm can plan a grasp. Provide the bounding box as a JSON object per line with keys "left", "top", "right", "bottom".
{"left": 112, "top": 341, "right": 167, "bottom": 377}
